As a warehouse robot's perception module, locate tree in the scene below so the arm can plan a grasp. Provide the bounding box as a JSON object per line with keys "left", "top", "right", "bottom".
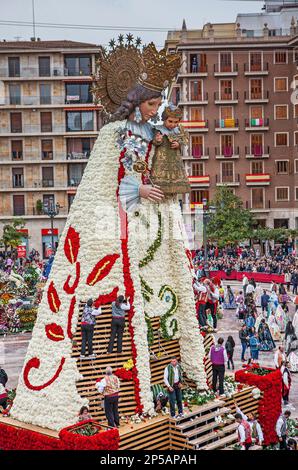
{"left": 206, "top": 187, "right": 255, "bottom": 247}
{"left": 0, "top": 218, "right": 26, "bottom": 255}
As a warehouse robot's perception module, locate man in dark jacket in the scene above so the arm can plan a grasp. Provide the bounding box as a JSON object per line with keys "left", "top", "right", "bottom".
{"left": 261, "top": 290, "right": 270, "bottom": 317}
{"left": 239, "top": 325, "right": 249, "bottom": 362}
{"left": 291, "top": 271, "right": 298, "bottom": 295}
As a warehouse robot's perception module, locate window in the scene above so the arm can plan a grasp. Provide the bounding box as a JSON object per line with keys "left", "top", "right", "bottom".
{"left": 274, "top": 77, "right": 287, "bottom": 92}
{"left": 250, "top": 79, "right": 262, "bottom": 99}
{"left": 250, "top": 52, "right": 262, "bottom": 71}
{"left": 276, "top": 187, "right": 289, "bottom": 201}
{"left": 221, "top": 161, "right": 234, "bottom": 182}
{"left": 294, "top": 104, "right": 298, "bottom": 118}
{"left": 41, "top": 140, "right": 53, "bottom": 160}
{"left": 251, "top": 188, "right": 264, "bottom": 209}
{"left": 191, "top": 162, "right": 204, "bottom": 176}
{"left": 220, "top": 52, "right": 232, "bottom": 72}
{"left": 40, "top": 112, "right": 52, "bottom": 132}
{"left": 251, "top": 134, "right": 263, "bottom": 155}
{"left": 189, "top": 53, "right": 207, "bottom": 73}
{"left": 11, "top": 140, "right": 23, "bottom": 160}
{"left": 68, "top": 194, "right": 76, "bottom": 210}
{"left": 251, "top": 161, "right": 263, "bottom": 174}
{"left": 68, "top": 163, "right": 86, "bottom": 186}
{"left": 221, "top": 134, "right": 233, "bottom": 156}
{"left": 40, "top": 84, "right": 51, "bottom": 105}
{"left": 8, "top": 57, "right": 20, "bottom": 77}
{"left": 190, "top": 80, "right": 202, "bottom": 101}
{"left": 220, "top": 106, "right": 233, "bottom": 119}
{"left": 295, "top": 132, "right": 298, "bottom": 146}
{"left": 295, "top": 187, "right": 298, "bottom": 201}
{"left": 9, "top": 84, "right": 21, "bottom": 105}
{"left": 66, "top": 111, "right": 93, "bottom": 131}
{"left": 64, "top": 55, "right": 91, "bottom": 76}
{"left": 13, "top": 194, "right": 25, "bottom": 216}
{"left": 12, "top": 167, "right": 24, "bottom": 188}
{"left": 190, "top": 107, "right": 204, "bottom": 121}
{"left": 275, "top": 105, "right": 288, "bottom": 120}
{"left": 220, "top": 80, "right": 232, "bottom": 100}
{"left": 276, "top": 161, "right": 289, "bottom": 175}
{"left": 190, "top": 190, "right": 209, "bottom": 204}
{"left": 295, "top": 160, "right": 298, "bottom": 173}
{"left": 65, "top": 82, "right": 92, "bottom": 104}
{"left": 43, "top": 194, "right": 55, "bottom": 211}
{"left": 250, "top": 106, "right": 263, "bottom": 119}
{"left": 10, "top": 112, "right": 22, "bottom": 133}
{"left": 42, "top": 167, "right": 54, "bottom": 187}
{"left": 171, "top": 87, "right": 180, "bottom": 105}
{"left": 275, "top": 133, "right": 288, "bottom": 146}
{"left": 274, "top": 218, "right": 289, "bottom": 229}
{"left": 39, "top": 56, "right": 51, "bottom": 77}
{"left": 67, "top": 137, "right": 95, "bottom": 159}
{"left": 191, "top": 135, "right": 203, "bottom": 157}
{"left": 274, "top": 51, "right": 287, "bottom": 64}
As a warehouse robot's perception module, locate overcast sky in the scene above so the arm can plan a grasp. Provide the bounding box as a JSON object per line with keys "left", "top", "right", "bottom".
{"left": 0, "top": 0, "right": 265, "bottom": 47}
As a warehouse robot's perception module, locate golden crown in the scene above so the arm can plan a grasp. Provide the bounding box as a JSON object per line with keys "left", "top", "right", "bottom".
{"left": 138, "top": 42, "right": 181, "bottom": 92}
{"left": 92, "top": 35, "right": 181, "bottom": 114}
{"left": 163, "top": 103, "right": 183, "bottom": 120}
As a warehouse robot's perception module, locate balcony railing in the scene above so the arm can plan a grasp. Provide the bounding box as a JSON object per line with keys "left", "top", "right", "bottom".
{"left": 67, "top": 151, "right": 91, "bottom": 160}
{"left": 189, "top": 92, "right": 208, "bottom": 102}
{"left": 215, "top": 118, "right": 239, "bottom": 129}
{"left": 68, "top": 177, "right": 83, "bottom": 187}
{"left": 42, "top": 179, "right": 54, "bottom": 188}
{"left": 245, "top": 118, "right": 269, "bottom": 128}
{"left": 0, "top": 66, "right": 93, "bottom": 78}
{"left": 12, "top": 151, "right": 23, "bottom": 160}
{"left": 188, "top": 64, "right": 208, "bottom": 74}
{"left": 245, "top": 145, "right": 270, "bottom": 157}
{"left": 0, "top": 95, "right": 94, "bottom": 106}
{"left": 245, "top": 173, "right": 271, "bottom": 185}
{"left": 215, "top": 146, "right": 239, "bottom": 157}
{"left": 181, "top": 120, "right": 208, "bottom": 130}
{"left": 244, "top": 62, "right": 269, "bottom": 73}
{"left": 244, "top": 90, "right": 269, "bottom": 101}
{"left": 216, "top": 173, "right": 240, "bottom": 184}
{"left": 246, "top": 200, "right": 271, "bottom": 210}
{"left": 214, "top": 63, "right": 238, "bottom": 74}
{"left": 0, "top": 124, "right": 96, "bottom": 134}
{"left": 214, "top": 91, "right": 239, "bottom": 102}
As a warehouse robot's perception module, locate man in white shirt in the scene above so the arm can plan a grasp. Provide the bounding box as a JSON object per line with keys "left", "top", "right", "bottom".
{"left": 95, "top": 366, "right": 120, "bottom": 428}
{"left": 235, "top": 405, "right": 264, "bottom": 446}
{"left": 246, "top": 282, "right": 255, "bottom": 295}
{"left": 276, "top": 410, "right": 291, "bottom": 450}
{"left": 164, "top": 357, "right": 183, "bottom": 418}
{"left": 274, "top": 346, "right": 285, "bottom": 369}
{"left": 242, "top": 275, "right": 249, "bottom": 296}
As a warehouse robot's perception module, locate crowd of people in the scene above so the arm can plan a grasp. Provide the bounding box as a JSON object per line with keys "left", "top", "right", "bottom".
{"left": 194, "top": 244, "right": 298, "bottom": 277}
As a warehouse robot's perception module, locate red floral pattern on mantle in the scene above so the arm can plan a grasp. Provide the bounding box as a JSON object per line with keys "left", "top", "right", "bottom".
{"left": 23, "top": 357, "right": 66, "bottom": 392}
{"left": 64, "top": 226, "right": 80, "bottom": 264}
{"left": 63, "top": 262, "right": 81, "bottom": 295}
{"left": 86, "top": 254, "right": 120, "bottom": 287}
{"left": 47, "top": 281, "right": 61, "bottom": 313}
{"left": 235, "top": 365, "right": 282, "bottom": 445}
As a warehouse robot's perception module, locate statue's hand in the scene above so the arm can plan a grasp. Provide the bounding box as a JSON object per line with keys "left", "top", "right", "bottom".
{"left": 170, "top": 141, "right": 180, "bottom": 149}
{"left": 139, "top": 184, "right": 164, "bottom": 202}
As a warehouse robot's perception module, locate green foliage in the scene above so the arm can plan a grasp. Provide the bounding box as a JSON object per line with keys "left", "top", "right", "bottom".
{"left": 252, "top": 227, "right": 298, "bottom": 243}
{"left": 0, "top": 218, "right": 25, "bottom": 254}
{"left": 36, "top": 199, "right": 43, "bottom": 215}
{"left": 206, "top": 187, "right": 254, "bottom": 247}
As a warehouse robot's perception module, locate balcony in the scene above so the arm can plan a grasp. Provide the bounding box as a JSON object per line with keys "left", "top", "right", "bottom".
{"left": 179, "top": 92, "right": 208, "bottom": 106}
{"left": 177, "top": 64, "right": 208, "bottom": 81}
{"left": 0, "top": 180, "right": 68, "bottom": 191}
{"left": 188, "top": 175, "right": 210, "bottom": 186}
{"left": 245, "top": 145, "right": 270, "bottom": 158}
{"left": 215, "top": 146, "right": 239, "bottom": 159}
{"left": 215, "top": 118, "right": 239, "bottom": 131}
{"left": 245, "top": 173, "right": 271, "bottom": 186}
{"left": 42, "top": 179, "right": 54, "bottom": 188}
{"left": 244, "top": 62, "right": 269, "bottom": 76}
{"left": 214, "top": 91, "right": 238, "bottom": 104}
{"left": 0, "top": 95, "right": 96, "bottom": 108}
{"left": 216, "top": 173, "right": 240, "bottom": 186}
{"left": 246, "top": 200, "right": 271, "bottom": 212}
{"left": 214, "top": 63, "right": 238, "bottom": 76}
{"left": 68, "top": 177, "right": 83, "bottom": 187}
{"left": 244, "top": 90, "right": 269, "bottom": 103}
{"left": 0, "top": 66, "right": 93, "bottom": 79}
{"left": 12, "top": 151, "right": 23, "bottom": 161}
{"left": 188, "top": 146, "right": 209, "bottom": 160}
{"left": 244, "top": 118, "right": 269, "bottom": 131}
{"left": 0, "top": 124, "right": 97, "bottom": 136}
{"left": 180, "top": 120, "right": 208, "bottom": 132}
{"left": 67, "top": 151, "right": 91, "bottom": 160}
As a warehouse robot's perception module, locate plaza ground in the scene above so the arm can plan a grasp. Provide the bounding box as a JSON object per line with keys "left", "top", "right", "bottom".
{"left": 1, "top": 280, "right": 297, "bottom": 418}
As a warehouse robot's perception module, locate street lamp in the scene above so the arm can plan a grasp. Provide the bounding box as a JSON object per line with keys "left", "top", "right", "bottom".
{"left": 43, "top": 201, "right": 60, "bottom": 255}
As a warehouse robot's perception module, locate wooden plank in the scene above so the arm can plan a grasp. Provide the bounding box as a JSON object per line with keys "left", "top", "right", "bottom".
{"left": 0, "top": 415, "right": 59, "bottom": 438}
{"left": 189, "top": 422, "right": 238, "bottom": 447}
{"left": 200, "top": 431, "right": 238, "bottom": 450}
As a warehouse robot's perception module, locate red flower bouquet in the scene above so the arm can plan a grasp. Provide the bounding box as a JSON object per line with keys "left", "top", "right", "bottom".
{"left": 235, "top": 365, "right": 282, "bottom": 445}
{"left": 114, "top": 367, "right": 134, "bottom": 381}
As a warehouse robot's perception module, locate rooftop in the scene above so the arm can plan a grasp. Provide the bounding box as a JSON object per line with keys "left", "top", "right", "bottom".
{"left": 0, "top": 39, "right": 99, "bottom": 50}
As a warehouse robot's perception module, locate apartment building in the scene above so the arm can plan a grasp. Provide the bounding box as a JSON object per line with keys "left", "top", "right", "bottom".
{"left": 0, "top": 39, "right": 102, "bottom": 257}
{"left": 165, "top": 19, "right": 298, "bottom": 247}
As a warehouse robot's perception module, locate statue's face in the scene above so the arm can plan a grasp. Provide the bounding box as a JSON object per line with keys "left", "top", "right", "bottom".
{"left": 139, "top": 97, "right": 162, "bottom": 121}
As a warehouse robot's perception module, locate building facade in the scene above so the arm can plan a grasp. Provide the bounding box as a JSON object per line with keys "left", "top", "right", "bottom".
{"left": 0, "top": 39, "right": 102, "bottom": 257}
{"left": 166, "top": 20, "right": 298, "bottom": 249}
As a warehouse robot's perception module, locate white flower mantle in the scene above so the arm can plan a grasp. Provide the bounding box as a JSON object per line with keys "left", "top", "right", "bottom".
{"left": 11, "top": 121, "right": 206, "bottom": 431}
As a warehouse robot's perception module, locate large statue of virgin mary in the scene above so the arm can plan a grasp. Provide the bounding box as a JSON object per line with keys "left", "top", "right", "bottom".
{"left": 11, "top": 39, "right": 207, "bottom": 430}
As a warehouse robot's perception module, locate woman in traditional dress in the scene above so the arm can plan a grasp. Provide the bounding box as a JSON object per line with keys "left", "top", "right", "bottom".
{"left": 10, "top": 41, "right": 207, "bottom": 431}
{"left": 223, "top": 285, "right": 237, "bottom": 309}
{"left": 275, "top": 304, "right": 288, "bottom": 333}
{"left": 258, "top": 319, "right": 276, "bottom": 351}
{"left": 285, "top": 321, "right": 298, "bottom": 372}
{"left": 267, "top": 311, "right": 281, "bottom": 342}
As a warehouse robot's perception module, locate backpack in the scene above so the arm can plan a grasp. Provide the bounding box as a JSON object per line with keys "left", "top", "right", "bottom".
{"left": 0, "top": 368, "right": 8, "bottom": 386}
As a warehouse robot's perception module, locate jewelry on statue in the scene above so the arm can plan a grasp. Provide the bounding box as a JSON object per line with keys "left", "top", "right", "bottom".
{"left": 134, "top": 106, "right": 142, "bottom": 123}
{"left": 150, "top": 112, "right": 160, "bottom": 124}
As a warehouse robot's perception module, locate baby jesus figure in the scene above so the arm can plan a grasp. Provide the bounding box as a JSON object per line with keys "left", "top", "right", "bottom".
{"left": 151, "top": 104, "right": 190, "bottom": 195}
